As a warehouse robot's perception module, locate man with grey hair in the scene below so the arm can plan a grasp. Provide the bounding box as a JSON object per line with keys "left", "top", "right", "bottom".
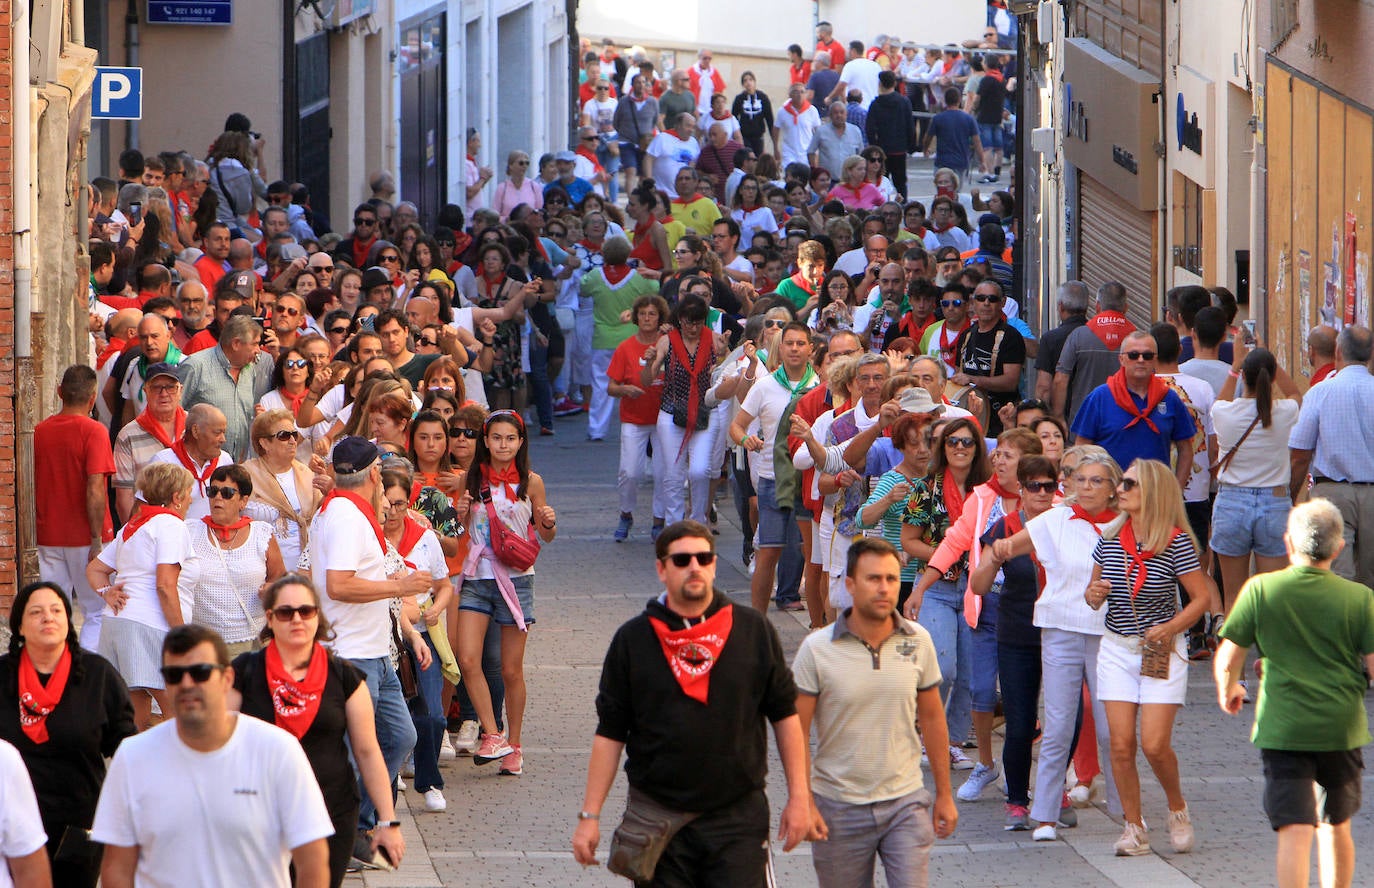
{"left": 178, "top": 313, "right": 276, "bottom": 460}
{"left": 148, "top": 403, "right": 231, "bottom": 521}
{"left": 1216, "top": 497, "right": 1374, "bottom": 888}
{"left": 1034, "top": 281, "right": 1090, "bottom": 403}
{"left": 645, "top": 113, "right": 700, "bottom": 197}
{"left": 309, "top": 435, "right": 432, "bottom": 850}
{"left": 172, "top": 279, "right": 210, "bottom": 349}
{"left": 392, "top": 200, "right": 419, "bottom": 231}
{"left": 1052, "top": 280, "right": 1135, "bottom": 422}
{"left": 1289, "top": 325, "right": 1374, "bottom": 589}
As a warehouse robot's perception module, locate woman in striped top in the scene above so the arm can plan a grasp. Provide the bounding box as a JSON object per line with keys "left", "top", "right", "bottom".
{"left": 1086, "top": 458, "right": 1213, "bottom": 858}
{"left": 857, "top": 411, "right": 935, "bottom": 601}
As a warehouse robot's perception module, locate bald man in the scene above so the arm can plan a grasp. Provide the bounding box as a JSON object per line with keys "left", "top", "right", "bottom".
{"left": 148, "top": 403, "right": 232, "bottom": 522}
{"left": 1308, "top": 324, "right": 1338, "bottom": 385}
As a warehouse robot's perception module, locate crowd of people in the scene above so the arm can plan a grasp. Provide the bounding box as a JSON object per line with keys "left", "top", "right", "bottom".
{"left": 0, "top": 6, "right": 1369, "bottom": 888}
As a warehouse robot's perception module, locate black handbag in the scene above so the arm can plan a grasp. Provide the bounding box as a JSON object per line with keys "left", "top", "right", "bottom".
{"left": 607, "top": 786, "right": 700, "bottom": 882}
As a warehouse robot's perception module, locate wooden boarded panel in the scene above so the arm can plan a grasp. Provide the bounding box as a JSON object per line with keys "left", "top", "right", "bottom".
{"left": 1317, "top": 92, "right": 1346, "bottom": 330}
{"left": 1291, "top": 77, "right": 1319, "bottom": 378}
{"left": 1344, "top": 108, "right": 1373, "bottom": 327}
{"left": 1266, "top": 64, "right": 1294, "bottom": 374}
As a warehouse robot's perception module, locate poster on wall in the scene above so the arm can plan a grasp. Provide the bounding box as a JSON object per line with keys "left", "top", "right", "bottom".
{"left": 1358, "top": 252, "right": 1370, "bottom": 329}
{"left": 1274, "top": 249, "right": 1291, "bottom": 373}
{"left": 1345, "top": 213, "right": 1358, "bottom": 327}
{"left": 1298, "top": 249, "right": 1313, "bottom": 364}
{"left": 1321, "top": 223, "right": 1341, "bottom": 329}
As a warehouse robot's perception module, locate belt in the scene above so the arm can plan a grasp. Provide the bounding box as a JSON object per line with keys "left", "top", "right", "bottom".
{"left": 1221, "top": 484, "right": 1289, "bottom": 497}
{"left": 1312, "top": 477, "right": 1374, "bottom": 485}
{"left": 1103, "top": 630, "right": 1144, "bottom": 651}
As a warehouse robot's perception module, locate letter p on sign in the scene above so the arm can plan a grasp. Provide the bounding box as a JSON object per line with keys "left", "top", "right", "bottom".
{"left": 93, "top": 67, "right": 142, "bottom": 120}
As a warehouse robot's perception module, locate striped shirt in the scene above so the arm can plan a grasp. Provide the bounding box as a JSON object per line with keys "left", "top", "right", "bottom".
{"left": 1093, "top": 531, "right": 1200, "bottom": 636}
{"left": 859, "top": 468, "right": 922, "bottom": 582}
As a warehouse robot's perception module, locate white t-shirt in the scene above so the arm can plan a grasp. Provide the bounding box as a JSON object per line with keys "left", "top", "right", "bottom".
{"left": 98, "top": 513, "right": 199, "bottom": 629}
{"left": 582, "top": 97, "right": 618, "bottom": 135}
{"left": 740, "top": 372, "right": 811, "bottom": 481}
{"left": 833, "top": 247, "right": 870, "bottom": 277}
{"left": 839, "top": 58, "right": 883, "bottom": 109}
{"left": 1212, "top": 397, "right": 1300, "bottom": 488}
{"left": 148, "top": 448, "right": 234, "bottom": 522}
{"left": 776, "top": 104, "right": 822, "bottom": 168}
{"left": 401, "top": 527, "right": 449, "bottom": 627}
{"left": 310, "top": 493, "right": 391, "bottom": 659}
{"left": 1158, "top": 372, "right": 1215, "bottom": 503}
{"left": 0, "top": 739, "right": 46, "bottom": 887}
{"left": 91, "top": 715, "right": 334, "bottom": 888}
{"left": 732, "top": 206, "right": 779, "bottom": 248}
{"left": 724, "top": 254, "right": 755, "bottom": 282}
{"left": 646, "top": 132, "right": 701, "bottom": 198}
{"left": 1025, "top": 505, "right": 1110, "bottom": 636}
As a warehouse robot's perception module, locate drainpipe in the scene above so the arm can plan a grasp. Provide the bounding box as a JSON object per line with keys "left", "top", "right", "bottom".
{"left": 13, "top": 0, "right": 37, "bottom": 586}
{"left": 1249, "top": 16, "right": 1266, "bottom": 335}
{"left": 74, "top": 2, "right": 89, "bottom": 248}
{"left": 125, "top": 0, "right": 138, "bottom": 147}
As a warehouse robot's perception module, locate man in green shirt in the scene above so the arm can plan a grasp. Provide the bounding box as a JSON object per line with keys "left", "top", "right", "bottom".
{"left": 1216, "top": 497, "right": 1374, "bottom": 888}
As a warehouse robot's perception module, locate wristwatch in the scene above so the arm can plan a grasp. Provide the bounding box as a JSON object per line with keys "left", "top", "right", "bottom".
{"left": 577, "top": 811, "right": 599, "bottom": 821}
{"left": 378, "top": 820, "right": 402, "bottom": 828}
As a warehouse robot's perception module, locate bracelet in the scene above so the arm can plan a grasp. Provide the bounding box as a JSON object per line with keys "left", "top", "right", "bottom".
{"left": 542, "top": 522, "right": 557, "bottom": 530}
{"left": 97, "top": 585, "right": 113, "bottom": 597}
{"left": 1227, "top": 370, "right": 1241, "bottom": 379}
{"left": 577, "top": 811, "right": 600, "bottom": 821}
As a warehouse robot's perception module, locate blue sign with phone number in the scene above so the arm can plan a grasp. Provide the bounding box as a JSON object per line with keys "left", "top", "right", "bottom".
{"left": 147, "top": 1, "right": 232, "bottom": 25}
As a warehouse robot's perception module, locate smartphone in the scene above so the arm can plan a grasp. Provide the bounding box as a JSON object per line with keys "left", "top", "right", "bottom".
{"left": 251, "top": 316, "right": 270, "bottom": 326}
{"left": 128, "top": 202, "right": 142, "bottom": 225}
{"left": 627, "top": 258, "right": 640, "bottom": 268}
{"left": 1242, "top": 319, "right": 1257, "bottom": 345}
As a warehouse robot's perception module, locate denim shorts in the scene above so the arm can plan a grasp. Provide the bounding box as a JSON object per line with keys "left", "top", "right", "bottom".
{"left": 1210, "top": 485, "right": 1291, "bottom": 558}
{"left": 978, "top": 122, "right": 1003, "bottom": 151}
{"left": 460, "top": 575, "right": 536, "bottom": 626}
{"left": 756, "top": 476, "right": 793, "bottom": 548}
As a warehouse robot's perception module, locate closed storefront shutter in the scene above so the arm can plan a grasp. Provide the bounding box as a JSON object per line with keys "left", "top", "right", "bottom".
{"left": 1078, "top": 171, "right": 1157, "bottom": 328}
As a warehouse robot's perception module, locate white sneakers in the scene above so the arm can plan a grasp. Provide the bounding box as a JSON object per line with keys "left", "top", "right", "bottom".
{"left": 1114, "top": 821, "right": 1150, "bottom": 856}
{"left": 423, "top": 788, "right": 447, "bottom": 813}
{"left": 438, "top": 732, "right": 457, "bottom": 760}
{"left": 1032, "top": 823, "right": 1057, "bottom": 842}
{"left": 451, "top": 720, "right": 480, "bottom": 756}
{"left": 1168, "top": 807, "right": 1195, "bottom": 853}
{"left": 956, "top": 762, "right": 1002, "bottom": 801}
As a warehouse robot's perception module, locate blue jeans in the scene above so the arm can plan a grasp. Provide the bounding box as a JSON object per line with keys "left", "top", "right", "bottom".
{"left": 596, "top": 137, "right": 621, "bottom": 201}
{"left": 528, "top": 335, "right": 554, "bottom": 430}
{"left": 916, "top": 579, "right": 973, "bottom": 745}
{"left": 349, "top": 656, "right": 418, "bottom": 830}
{"left": 998, "top": 643, "right": 1042, "bottom": 806}
{"left": 971, "top": 589, "right": 1000, "bottom": 712}
{"left": 456, "top": 617, "right": 505, "bottom": 730}
{"left": 412, "top": 631, "right": 446, "bottom": 793}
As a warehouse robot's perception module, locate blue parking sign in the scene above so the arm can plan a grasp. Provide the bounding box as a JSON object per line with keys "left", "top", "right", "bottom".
{"left": 93, "top": 67, "right": 142, "bottom": 120}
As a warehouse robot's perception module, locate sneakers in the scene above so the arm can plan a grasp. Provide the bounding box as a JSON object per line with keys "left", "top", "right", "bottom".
{"left": 499, "top": 744, "right": 524, "bottom": 776}
{"left": 438, "top": 732, "right": 456, "bottom": 760}
{"left": 553, "top": 397, "right": 582, "bottom": 417}
{"left": 1004, "top": 804, "right": 1030, "bottom": 831}
{"left": 400, "top": 754, "right": 415, "bottom": 779}
{"left": 651, "top": 522, "right": 665, "bottom": 542}
{"left": 1032, "top": 823, "right": 1057, "bottom": 842}
{"left": 707, "top": 504, "right": 719, "bottom": 535}
{"left": 452, "top": 720, "right": 480, "bottom": 755}
{"left": 473, "top": 732, "right": 515, "bottom": 765}
{"left": 978, "top": 173, "right": 1000, "bottom": 184}
{"left": 1068, "top": 782, "right": 1094, "bottom": 808}
{"left": 423, "top": 787, "right": 447, "bottom": 812}
{"left": 949, "top": 745, "right": 975, "bottom": 771}
{"left": 1114, "top": 821, "right": 1151, "bottom": 856}
{"left": 1168, "top": 806, "right": 1195, "bottom": 853}
{"left": 1057, "top": 794, "right": 1078, "bottom": 828}
{"left": 957, "top": 762, "right": 1002, "bottom": 801}
{"left": 615, "top": 513, "right": 634, "bottom": 542}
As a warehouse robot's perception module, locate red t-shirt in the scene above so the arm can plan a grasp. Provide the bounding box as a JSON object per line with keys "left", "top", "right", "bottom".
{"left": 194, "top": 255, "right": 228, "bottom": 290}
{"left": 184, "top": 328, "right": 218, "bottom": 354}
{"left": 816, "top": 39, "right": 846, "bottom": 70}
{"left": 607, "top": 336, "right": 663, "bottom": 425}
{"left": 33, "top": 414, "right": 116, "bottom": 547}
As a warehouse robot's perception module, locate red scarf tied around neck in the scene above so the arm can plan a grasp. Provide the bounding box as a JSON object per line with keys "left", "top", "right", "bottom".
{"left": 18, "top": 646, "right": 72, "bottom": 744}
{"left": 668, "top": 327, "right": 714, "bottom": 456}
{"left": 1106, "top": 369, "right": 1169, "bottom": 434}
{"left": 942, "top": 469, "right": 969, "bottom": 525}
{"left": 482, "top": 463, "right": 521, "bottom": 501}
{"left": 603, "top": 263, "right": 633, "bottom": 286}
{"left": 318, "top": 489, "right": 386, "bottom": 555}
{"left": 172, "top": 439, "right": 218, "bottom": 496}
{"left": 122, "top": 506, "right": 182, "bottom": 542}
{"left": 1070, "top": 505, "right": 1117, "bottom": 535}
{"left": 648, "top": 605, "right": 735, "bottom": 704}
{"left": 203, "top": 515, "right": 252, "bottom": 544}
{"left": 1117, "top": 518, "right": 1182, "bottom": 597}
{"left": 136, "top": 406, "right": 187, "bottom": 452}
{"left": 986, "top": 475, "right": 1019, "bottom": 504}
{"left": 396, "top": 516, "right": 428, "bottom": 570}
{"left": 265, "top": 642, "right": 329, "bottom": 740}
{"left": 279, "top": 387, "right": 308, "bottom": 418}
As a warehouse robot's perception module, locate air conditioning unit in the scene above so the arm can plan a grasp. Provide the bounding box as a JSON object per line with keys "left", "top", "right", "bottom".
{"left": 1038, "top": 1, "right": 1056, "bottom": 43}
{"left": 1031, "top": 127, "right": 1056, "bottom": 159}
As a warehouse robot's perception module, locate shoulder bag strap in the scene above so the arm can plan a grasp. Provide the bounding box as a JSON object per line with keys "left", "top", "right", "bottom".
{"left": 214, "top": 163, "right": 241, "bottom": 218}
{"left": 1213, "top": 413, "right": 1263, "bottom": 476}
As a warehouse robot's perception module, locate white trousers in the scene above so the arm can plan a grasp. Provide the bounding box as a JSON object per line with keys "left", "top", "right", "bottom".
{"left": 588, "top": 348, "right": 616, "bottom": 439}
{"left": 656, "top": 411, "right": 721, "bottom": 525}
{"left": 618, "top": 421, "right": 667, "bottom": 518}
{"left": 38, "top": 545, "right": 103, "bottom": 650}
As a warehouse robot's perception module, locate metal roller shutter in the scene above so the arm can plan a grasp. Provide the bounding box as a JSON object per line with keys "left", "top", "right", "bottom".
{"left": 1078, "top": 172, "right": 1158, "bottom": 328}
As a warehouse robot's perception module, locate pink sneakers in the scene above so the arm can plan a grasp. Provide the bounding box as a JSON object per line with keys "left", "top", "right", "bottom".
{"left": 498, "top": 744, "right": 524, "bottom": 776}
{"left": 473, "top": 732, "right": 514, "bottom": 765}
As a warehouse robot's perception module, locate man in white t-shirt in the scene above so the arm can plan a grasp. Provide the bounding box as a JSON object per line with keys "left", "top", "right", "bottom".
{"left": 776, "top": 82, "right": 822, "bottom": 169}
{"left": 309, "top": 436, "right": 432, "bottom": 834}
{"left": 93, "top": 625, "right": 334, "bottom": 888}
{"left": 0, "top": 739, "right": 48, "bottom": 887}
{"left": 646, "top": 114, "right": 701, "bottom": 198}
{"left": 829, "top": 41, "right": 883, "bottom": 111}
{"left": 148, "top": 404, "right": 232, "bottom": 522}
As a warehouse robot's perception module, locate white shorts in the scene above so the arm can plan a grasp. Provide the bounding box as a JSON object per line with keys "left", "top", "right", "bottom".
{"left": 810, "top": 519, "right": 826, "bottom": 566}
{"left": 1096, "top": 631, "right": 1189, "bottom": 705}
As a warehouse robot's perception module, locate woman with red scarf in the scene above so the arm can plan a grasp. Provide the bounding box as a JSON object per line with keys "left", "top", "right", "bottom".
{"left": 186, "top": 465, "right": 285, "bottom": 657}
{"left": 898, "top": 418, "right": 990, "bottom": 772}
{"left": 827, "top": 155, "right": 886, "bottom": 211}
{"left": 231, "top": 574, "right": 404, "bottom": 887}
{"left": 0, "top": 581, "right": 136, "bottom": 887}
{"left": 1085, "top": 458, "right": 1211, "bottom": 857}
{"left": 256, "top": 348, "right": 318, "bottom": 462}
{"left": 625, "top": 181, "right": 671, "bottom": 277}
{"left": 908, "top": 427, "right": 1045, "bottom": 800}
{"left": 474, "top": 241, "right": 534, "bottom": 410}
{"left": 730, "top": 174, "right": 779, "bottom": 247}
{"left": 643, "top": 295, "right": 721, "bottom": 526}
{"left": 456, "top": 410, "right": 558, "bottom": 776}
{"left": 87, "top": 462, "right": 200, "bottom": 731}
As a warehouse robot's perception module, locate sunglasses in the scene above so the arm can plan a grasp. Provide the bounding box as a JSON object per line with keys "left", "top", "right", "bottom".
{"left": 515, "top": 160, "right": 530, "bottom": 166}
{"left": 379, "top": 255, "right": 401, "bottom": 263}
{"left": 663, "top": 551, "right": 716, "bottom": 568}
{"left": 284, "top": 358, "right": 309, "bottom": 369}
{"left": 945, "top": 435, "right": 977, "bottom": 449}
{"left": 279, "top": 307, "right": 302, "bottom": 316}
{"left": 419, "top": 337, "right": 439, "bottom": 347}
{"left": 972, "top": 294, "right": 1000, "bottom": 303}
{"left": 940, "top": 299, "right": 964, "bottom": 308}
{"left": 312, "top": 264, "right": 334, "bottom": 273}
{"left": 1022, "top": 480, "right": 1058, "bottom": 494}
{"left": 1124, "top": 351, "right": 1156, "bottom": 362}
{"left": 328, "top": 326, "right": 351, "bottom": 336}
{"left": 354, "top": 217, "right": 377, "bottom": 226}
{"left": 436, "top": 240, "right": 455, "bottom": 248}
{"left": 762, "top": 318, "right": 787, "bottom": 329}
{"left": 582, "top": 136, "right": 597, "bottom": 142}
{"left": 206, "top": 484, "right": 241, "bottom": 500}
{"left": 271, "top": 604, "right": 319, "bottom": 621}
{"left": 450, "top": 427, "right": 480, "bottom": 439}
{"left": 160, "top": 663, "right": 224, "bottom": 684}
{"left": 1118, "top": 477, "right": 1140, "bottom": 491}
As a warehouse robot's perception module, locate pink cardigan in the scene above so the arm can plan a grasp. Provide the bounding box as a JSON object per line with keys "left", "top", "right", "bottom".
{"left": 926, "top": 481, "right": 1007, "bottom": 628}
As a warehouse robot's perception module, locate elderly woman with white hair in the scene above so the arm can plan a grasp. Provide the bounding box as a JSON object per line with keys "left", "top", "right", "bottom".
{"left": 827, "top": 155, "right": 885, "bottom": 211}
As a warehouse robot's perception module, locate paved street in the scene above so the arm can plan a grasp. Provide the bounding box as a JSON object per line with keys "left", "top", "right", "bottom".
{"left": 346, "top": 390, "right": 1374, "bottom": 888}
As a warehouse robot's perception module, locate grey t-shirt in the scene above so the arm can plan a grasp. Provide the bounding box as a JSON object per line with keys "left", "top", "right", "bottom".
{"left": 1056, "top": 325, "right": 1122, "bottom": 425}
{"left": 1179, "top": 357, "right": 1232, "bottom": 399}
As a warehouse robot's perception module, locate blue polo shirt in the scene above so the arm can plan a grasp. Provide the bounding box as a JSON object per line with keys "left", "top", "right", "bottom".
{"left": 1070, "top": 381, "right": 1196, "bottom": 471}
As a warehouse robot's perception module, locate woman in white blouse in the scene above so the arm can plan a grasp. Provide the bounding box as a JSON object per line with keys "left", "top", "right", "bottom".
{"left": 242, "top": 409, "right": 324, "bottom": 572}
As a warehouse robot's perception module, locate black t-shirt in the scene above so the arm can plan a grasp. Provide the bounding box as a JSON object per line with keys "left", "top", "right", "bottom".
{"left": 981, "top": 516, "right": 1040, "bottom": 648}
{"left": 397, "top": 352, "right": 441, "bottom": 389}
{"left": 233, "top": 648, "right": 364, "bottom": 817}
{"left": 975, "top": 75, "right": 1007, "bottom": 126}
{"left": 954, "top": 319, "right": 1026, "bottom": 434}
{"left": 1035, "top": 315, "right": 1087, "bottom": 375}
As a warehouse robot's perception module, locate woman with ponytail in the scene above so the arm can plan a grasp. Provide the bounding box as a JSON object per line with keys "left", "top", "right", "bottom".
{"left": 1209, "top": 345, "right": 1301, "bottom": 619}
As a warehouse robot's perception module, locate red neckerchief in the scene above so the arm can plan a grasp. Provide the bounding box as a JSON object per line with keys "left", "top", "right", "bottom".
{"left": 481, "top": 463, "right": 520, "bottom": 500}
{"left": 787, "top": 271, "right": 818, "bottom": 296}
{"left": 319, "top": 489, "right": 386, "bottom": 555}
{"left": 1086, "top": 311, "right": 1134, "bottom": 349}
{"left": 931, "top": 218, "right": 958, "bottom": 233}
{"left": 1002, "top": 510, "right": 1046, "bottom": 595}
{"left": 603, "top": 263, "right": 633, "bottom": 286}
{"left": 648, "top": 604, "right": 734, "bottom": 704}
{"left": 452, "top": 231, "right": 473, "bottom": 256}
{"left": 466, "top": 153, "right": 477, "bottom": 163}
{"left": 351, "top": 236, "right": 375, "bottom": 270}
{"left": 18, "top": 646, "right": 72, "bottom": 744}
{"left": 906, "top": 225, "right": 929, "bottom": 239}
{"left": 577, "top": 238, "right": 602, "bottom": 253}
{"left": 202, "top": 515, "right": 251, "bottom": 544}
{"left": 740, "top": 202, "right": 762, "bottom": 213}
{"left": 265, "top": 642, "right": 329, "bottom": 740}
{"left": 668, "top": 327, "right": 714, "bottom": 456}
{"left": 396, "top": 516, "right": 428, "bottom": 569}
{"left": 836, "top": 183, "right": 866, "bottom": 202}
{"left": 984, "top": 68, "right": 1005, "bottom": 81}
{"left": 279, "top": 386, "right": 308, "bottom": 418}
{"left": 1106, "top": 369, "right": 1168, "bottom": 434}
{"left": 171, "top": 439, "right": 217, "bottom": 495}
{"left": 122, "top": 506, "right": 182, "bottom": 542}
{"left": 1070, "top": 505, "right": 1117, "bottom": 534}
{"left": 136, "top": 406, "right": 186, "bottom": 452}
{"left": 1118, "top": 518, "right": 1182, "bottom": 598}
{"left": 480, "top": 270, "right": 507, "bottom": 294}
{"left": 671, "top": 193, "right": 703, "bottom": 207}
{"left": 938, "top": 318, "right": 969, "bottom": 364}
{"left": 987, "top": 476, "right": 1019, "bottom": 504}
{"left": 898, "top": 312, "right": 936, "bottom": 341}
{"left": 575, "top": 145, "right": 605, "bottom": 173}
{"left": 942, "top": 469, "right": 968, "bottom": 525}
{"left": 935, "top": 185, "right": 957, "bottom": 200}
{"left": 781, "top": 100, "right": 812, "bottom": 122}
{"left": 1311, "top": 363, "right": 1335, "bottom": 385}
{"left": 97, "top": 336, "right": 128, "bottom": 370}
